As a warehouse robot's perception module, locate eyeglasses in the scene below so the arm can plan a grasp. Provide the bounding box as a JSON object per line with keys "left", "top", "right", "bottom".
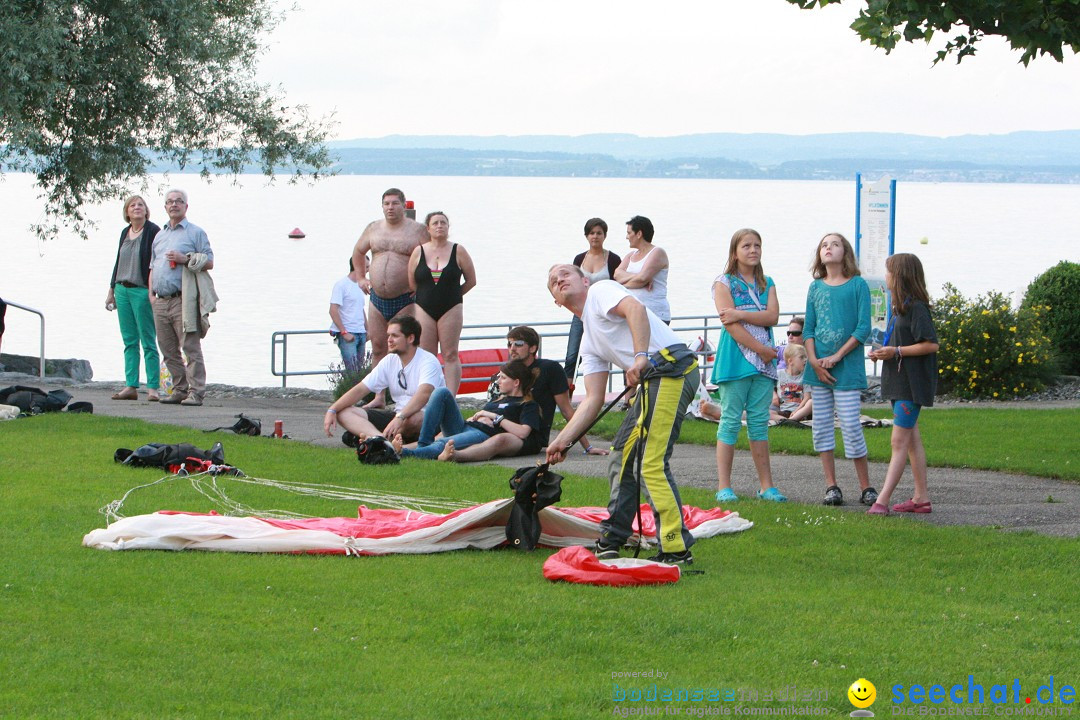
{"left": 507, "top": 340, "right": 527, "bottom": 348}
{"left": 165, "top": 199, "right": 186, "bottom": 206}
{"left": 787, "top": 331, "right": 803, "bottom": 337}
{"left": 396, "top": 368, "right": 408, "bottom": 390}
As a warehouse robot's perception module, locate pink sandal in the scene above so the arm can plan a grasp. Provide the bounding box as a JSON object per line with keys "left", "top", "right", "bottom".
{"left": 892, "top": 499, "right": 932, "bottom": 514}
{"left": 866, "top": 503, "right": 890, "bottom": 516}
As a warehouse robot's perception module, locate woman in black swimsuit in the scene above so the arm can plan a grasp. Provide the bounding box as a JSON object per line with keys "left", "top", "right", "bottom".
{"left": 408, "top": 211, "right": 477, "bottom": 394}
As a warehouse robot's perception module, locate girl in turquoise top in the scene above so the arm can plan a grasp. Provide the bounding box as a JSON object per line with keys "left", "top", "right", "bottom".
{"left": 711, "top": 229, "right": 787, "bottom": 503}
{"left": 803, "top": 232, "right": 876, "bottom": 507}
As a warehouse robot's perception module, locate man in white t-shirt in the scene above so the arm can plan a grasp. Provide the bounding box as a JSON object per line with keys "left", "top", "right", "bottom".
{"left": 329, "top": 258, "right": 368, "bottom": 372}
{"left": 545, "top": 265, "right": 700, "bottom": 566}
{"left": 324, "top": 315, "right": 444, "bottom": 445}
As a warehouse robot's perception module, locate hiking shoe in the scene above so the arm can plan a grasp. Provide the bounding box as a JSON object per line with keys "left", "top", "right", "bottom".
{"left": 758, "top": 487, "right": 788, "bottom": 502}
{"left": 823, "top": 485, "right": 844, "bottom": 506}
{"left": 715, "top": 487, "right": 738, "bottom": 503}
{"left": 648, "top": 550, "right": 694, "bottom": 566}
{"left": 593, "top": 540, "right": 622, "bottom": 560}
{"left": 860, "top": 487, "right": 879, "bottom": 506}
{"left": 341, "top": 431, "right": 360, "bottom": 449}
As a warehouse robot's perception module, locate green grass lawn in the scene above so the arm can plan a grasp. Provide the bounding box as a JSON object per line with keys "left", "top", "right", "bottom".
{"left": 1, "top": 414, "right": 1078, "bottom": 719}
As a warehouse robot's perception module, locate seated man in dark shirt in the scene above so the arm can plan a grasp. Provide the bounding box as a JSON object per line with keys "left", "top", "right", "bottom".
{"left": 451, "top": 325, "right": 609, "bottom": 462}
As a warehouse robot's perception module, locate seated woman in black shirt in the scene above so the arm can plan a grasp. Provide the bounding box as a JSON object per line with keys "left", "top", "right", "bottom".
{"left": 392, "top": 359, "right": 541, "bottom": 462}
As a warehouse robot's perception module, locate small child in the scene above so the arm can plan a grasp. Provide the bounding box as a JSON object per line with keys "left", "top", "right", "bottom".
{"left": 866, "top": 253, "right": 939, "bottom": 515}
{"left": 803, "top": 232, "right": 877, "bottom": 507}
{"left": 771, "top": 344, "right": 812, "bottom": 422}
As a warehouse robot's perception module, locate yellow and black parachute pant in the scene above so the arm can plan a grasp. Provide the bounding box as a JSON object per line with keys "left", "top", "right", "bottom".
{"left": 601, "top": 345, "right": 700, "bottom": 553}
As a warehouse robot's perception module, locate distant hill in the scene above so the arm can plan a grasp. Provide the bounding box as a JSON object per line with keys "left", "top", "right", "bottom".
{"left": 107, "top": 131, "right": 1080, "bottom": 183}
{"left": 330, "top": 130, "right": 1080, "bottom": 168}
{"left": 324, "top": 132, "right": 1080, "bottom": 184}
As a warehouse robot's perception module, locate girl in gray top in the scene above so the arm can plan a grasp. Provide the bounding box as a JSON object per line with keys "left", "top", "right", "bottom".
{"left": 866, "top": 253, "right": 939, "bottom": 516}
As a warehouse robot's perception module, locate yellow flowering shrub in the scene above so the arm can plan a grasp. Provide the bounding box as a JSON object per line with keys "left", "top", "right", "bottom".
{"left": 932, "top": 284, "right": 1057, "bottom": 399}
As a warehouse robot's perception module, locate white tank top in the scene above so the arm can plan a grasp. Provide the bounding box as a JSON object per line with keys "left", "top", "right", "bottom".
{"left": 581, "top": 252, "right": 612, "bottom": 284}
{"left": 624, "top": 246, "right": 670, "bottom": 321}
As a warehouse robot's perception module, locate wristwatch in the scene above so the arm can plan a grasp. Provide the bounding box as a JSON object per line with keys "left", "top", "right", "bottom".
{"left": 494, "top": 414, "right": 504, "bottom": 426}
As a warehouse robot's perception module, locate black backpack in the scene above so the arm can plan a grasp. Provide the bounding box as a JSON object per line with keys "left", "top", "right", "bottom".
{"left": 505, "top": 465, "right": 564, "bottom": 551}
{"left": 115, "top": 441, "right": 226, "bottom": 469}
{"left": 0, "top": 385, "right": 71, "bottom": 414}
{"left": 356, "top": 436, "right": 400, "bottom": 465}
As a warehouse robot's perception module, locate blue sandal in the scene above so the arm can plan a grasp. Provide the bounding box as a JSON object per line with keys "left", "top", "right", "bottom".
{"left": 758, "top": 487, "right": 788, "bottom": 502}
{"left": 715, "top": 488, "right": 739, "bottom": 503}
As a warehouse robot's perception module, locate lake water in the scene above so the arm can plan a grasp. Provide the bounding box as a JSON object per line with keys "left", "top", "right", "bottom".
{"left": 3, "top": 173, "right": 1077, "bottom": 389}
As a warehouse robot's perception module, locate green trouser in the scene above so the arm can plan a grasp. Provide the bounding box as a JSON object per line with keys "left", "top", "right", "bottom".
{"left": 114, "top": 284, "right": 160, "bottom": 389}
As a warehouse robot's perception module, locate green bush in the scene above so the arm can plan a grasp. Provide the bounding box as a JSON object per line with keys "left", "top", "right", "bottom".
{"left": 932, "top": 283, "right": 1057, "bottom": 399}
{"left": 1023, "top": 261, "right": 1080, "bottom": 376}
{"left": 328, "top": 358, "right": 374, "bottom": 401}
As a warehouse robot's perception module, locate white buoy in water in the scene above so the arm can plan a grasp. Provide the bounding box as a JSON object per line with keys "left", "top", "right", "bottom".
{"left": 920, "top": 236, "right": 929, "bottom": 245}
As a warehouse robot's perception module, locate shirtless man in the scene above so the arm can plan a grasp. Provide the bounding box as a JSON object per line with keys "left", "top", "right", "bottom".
{"left": 352, "top": 188, "right": 429, "bottom": 364}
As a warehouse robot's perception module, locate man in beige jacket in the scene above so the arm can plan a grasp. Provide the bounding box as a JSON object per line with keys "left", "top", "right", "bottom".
{"left": 148, "top": 188, "right": 215, "bottom": 406}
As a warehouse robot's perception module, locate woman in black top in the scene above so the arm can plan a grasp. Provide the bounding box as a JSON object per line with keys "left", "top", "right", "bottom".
{"left": 393, "top": 360, "right": 540, "bottom": 462}
{"left": 564, "top": 217, "right": 621, "bottom": 380}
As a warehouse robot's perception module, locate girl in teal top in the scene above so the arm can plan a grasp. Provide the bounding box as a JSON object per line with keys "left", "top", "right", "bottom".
{"left": 803, "top": 232, "right": 876, "bottom": 507}
{"left": 711, "top": 229, "right": 787, "bottom": 503}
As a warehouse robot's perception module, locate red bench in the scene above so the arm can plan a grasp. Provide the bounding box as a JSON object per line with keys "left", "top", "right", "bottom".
{"left": 439, "top": 348, "right": 509, "bottom": 395}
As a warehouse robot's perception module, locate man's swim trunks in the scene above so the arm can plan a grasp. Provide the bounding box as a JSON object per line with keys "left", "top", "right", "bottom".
{"left": 369, "top": 290, "right": 415, "bottom": 320}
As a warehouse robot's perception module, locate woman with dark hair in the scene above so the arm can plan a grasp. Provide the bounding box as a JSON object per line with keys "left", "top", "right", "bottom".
{"left": 563, "top": 217, "right": 621, "bottom": 379}
{"left": 105, "top": 195, "right": 162, "bottom": 401}
{"left": 392, "top": 359, "right": 541, "bottom": 462}
{"left": 407, "top": 211, "right": 477, "bottom": 394}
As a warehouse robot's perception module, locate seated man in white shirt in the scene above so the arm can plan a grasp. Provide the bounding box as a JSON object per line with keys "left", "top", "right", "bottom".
{"left": 323, "top": 315, "right": 444, "bottom": 445}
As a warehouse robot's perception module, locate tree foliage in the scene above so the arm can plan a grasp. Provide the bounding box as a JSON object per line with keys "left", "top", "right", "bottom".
{"left": 1023, "top": 261, "right": 1080, "bottom": 376}
{"left": 785, "top": 0, "right": 1080, "bottom": 65}
{"left": 0, "top": 0, "right": 334, "bottom": 239}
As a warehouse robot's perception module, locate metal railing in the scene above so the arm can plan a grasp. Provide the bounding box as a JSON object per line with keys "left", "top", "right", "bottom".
{"left": 2, "top": 300, "right": 46, "bottom": 378}
{"left": 271, "top": 321, "right": 567, "bottom": 387}
{"left": 270, "top": 313, "right": 806, "bottom": 389}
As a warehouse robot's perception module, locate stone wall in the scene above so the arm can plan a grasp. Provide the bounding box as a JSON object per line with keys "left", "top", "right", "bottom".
{"left": 0, "top": 353, "right": 93, "bottom": 381}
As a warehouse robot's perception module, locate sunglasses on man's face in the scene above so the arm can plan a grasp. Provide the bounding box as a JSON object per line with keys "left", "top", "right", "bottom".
{"left": 787, "top": 331, "right": 803, "bottom": 337}
{"left": 507, "top": 340, "right": 527, "bottom": 348}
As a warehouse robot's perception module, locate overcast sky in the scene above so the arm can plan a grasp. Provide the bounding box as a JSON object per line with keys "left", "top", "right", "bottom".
{"left": 257, "top": 0, "right": 1080, "bottom": 140}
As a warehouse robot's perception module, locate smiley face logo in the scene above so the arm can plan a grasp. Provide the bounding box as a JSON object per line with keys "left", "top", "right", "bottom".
{"left": 848, "top": 678, "right": 877, "bottom": 709}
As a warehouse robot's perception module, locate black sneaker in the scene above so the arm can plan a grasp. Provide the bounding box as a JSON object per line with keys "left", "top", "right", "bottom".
{"left": 648, "top": 550, "right": 694, "bottom": 566}
{"left": 860, "top": 487, "right": 879, "bottom": 506}
{"left": 341, "top": 431, "right": 360, "bottom": 448}
{"left": 593, "top": 540, "right": 622, "bottom": 560}
{"left": 823, "top": 485, "right": 844, "bottom": 506}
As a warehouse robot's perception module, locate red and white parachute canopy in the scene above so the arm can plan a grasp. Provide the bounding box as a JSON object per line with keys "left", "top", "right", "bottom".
{"left": 83, "top": 499, "right": 752, "bottom": 556}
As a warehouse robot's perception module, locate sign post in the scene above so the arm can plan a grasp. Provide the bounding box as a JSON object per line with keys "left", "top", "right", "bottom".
{"left": 855, "top": 174, "right": 896, "bottom": 348}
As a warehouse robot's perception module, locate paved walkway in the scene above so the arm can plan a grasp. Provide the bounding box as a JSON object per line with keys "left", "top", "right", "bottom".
{"left": 10, "top": 375, "right": 1080, "bottom": 538}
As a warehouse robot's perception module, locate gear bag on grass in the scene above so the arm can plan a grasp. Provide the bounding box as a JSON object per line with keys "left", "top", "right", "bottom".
{"left": 356, "top": 436, "right": 399, "bottom": 465}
